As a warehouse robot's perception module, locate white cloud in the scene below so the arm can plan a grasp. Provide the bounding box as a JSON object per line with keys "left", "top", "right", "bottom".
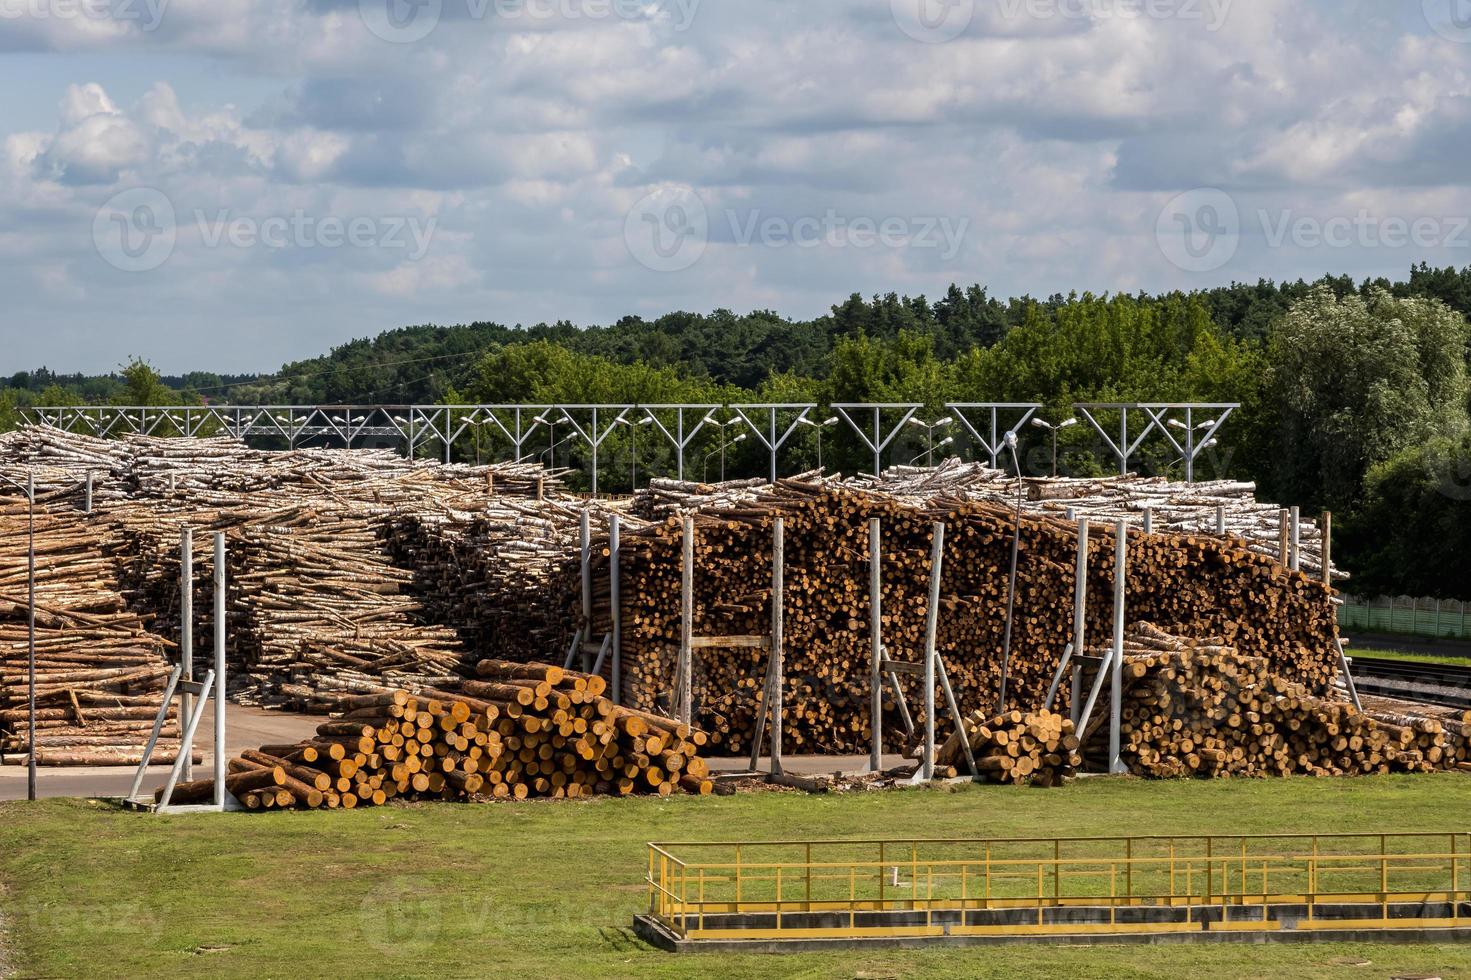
{"left": 2, "top": 0, "right": 1470, "bottom": 371}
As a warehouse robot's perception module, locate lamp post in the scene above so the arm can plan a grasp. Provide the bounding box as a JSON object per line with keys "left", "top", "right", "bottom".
{"left": 1168, "top": 418, "right": 1219, "bottom": 482}
{"left": 541, "top": 433, "right": 575, "bottom": 469}
{"left": 704, "top": 433, "right": 747, "bottom": 483}
{"left": 0, "top": 472, "right": 36, "bottom": 800}
{"left": 907, "top": 416, "right": 954, "bottom": 467}
{"left": 909, "top": 436, "right": 954, "bottom": 466}
{"left": 616, "top": 416, "right": 654, "bottom": 491}
{"left": 797, "top": 416, "right": 839, "bottom": 471}
{"left": 534, "top": 413, "right": 568, "bottom": 470}
{"left": 1030, "top": 417, "right": 1078, "bottom": 477}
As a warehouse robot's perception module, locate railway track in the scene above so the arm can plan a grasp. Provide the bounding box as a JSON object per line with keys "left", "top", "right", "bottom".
{"left": 1348, "top": 656, "right": 1471, "bottom": 711}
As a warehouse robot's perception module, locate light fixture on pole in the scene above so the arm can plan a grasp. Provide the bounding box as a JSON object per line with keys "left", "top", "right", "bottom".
{"left": 909, "top": 436, "right": 954, "bottom": 466}
{"left": 0, "top": 472, "right": 36, "bottom": 800}
{"left": 615, "top": 416, "right": 655, "bottom": 491}
{"left": 1030, "top": 417, "right": 1079, "bottom": 477}
{"left": 1168, "top": 417, "right": 1219, "bottom": 482}
{"left": 907, "top": 416, "right": 954, "bottom": 467}
{"left": 797, "top": 416, "right": 840, "bottom": 471}
{"left": 704, "top": 433, "right": 747, "bottom": 483}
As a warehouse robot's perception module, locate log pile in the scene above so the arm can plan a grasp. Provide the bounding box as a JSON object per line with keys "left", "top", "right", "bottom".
{"left": 590, "top": 482, "right": 1341, "bottom": 756}
{"left": 1093, "top": 623, "right": 1468, "bottom": 778}
{"left": 939, "top": 708, "right": 1081, "bottom": 787}
{"left": 160, "top": 663, "right": 712, "bottom": 807}
{"left": 861, "top": 461, "right": 1339, "bottom": 580}
{"left": 384, "top": 498, "right": 634, "bottom": 663}
{"left": 0, "top": 503, "right": 180, "bottom": 765}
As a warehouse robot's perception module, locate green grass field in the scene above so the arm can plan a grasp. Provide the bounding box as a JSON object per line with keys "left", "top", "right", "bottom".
{"left": 3, "top": 776, "right": 1471, "bottom": 979}
{"left": 1350, "top": 645, "right": 1471, "bottom": 668}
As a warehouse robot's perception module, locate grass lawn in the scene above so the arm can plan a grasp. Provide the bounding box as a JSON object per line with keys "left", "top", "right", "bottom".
{"left": 3, "top": 776, "right": 1471, "bottom": 978}
{"left": 1349, "top": 646, "right": 1471, "bottom": 667}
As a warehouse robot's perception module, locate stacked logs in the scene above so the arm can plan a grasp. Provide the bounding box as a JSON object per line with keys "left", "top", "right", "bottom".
{"left": 0, "top": 504, "right": 180, "bottom": 765}
{"left": 384, "top": 498, "right": 629, "bottom": 662}
{"left": 160, "top": 663, "right": 712, "bottom": 808}
{"left": 939, "top": 708, "right": 1081, "bottom": 787}
{"left": 589, "top": 482, "right": 1341, "bottom": 756}
{"left": 862, "top": 461, "right": 1339, "bottom": 581}
{"left": 1093, "top": 623, "right": 1468, "bottom": 778}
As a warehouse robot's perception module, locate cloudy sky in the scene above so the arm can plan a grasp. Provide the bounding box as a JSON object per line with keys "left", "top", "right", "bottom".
{"left": 3, "top": 0, "right": 1471, "bottom": 373}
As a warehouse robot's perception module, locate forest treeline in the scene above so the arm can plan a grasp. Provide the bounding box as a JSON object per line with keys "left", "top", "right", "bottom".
{"left": 3, "top": 264, "right": 1470, "bottom": 599}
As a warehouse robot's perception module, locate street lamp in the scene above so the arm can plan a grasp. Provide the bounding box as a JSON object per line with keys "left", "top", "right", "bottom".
{"left": 541, "top": 433, "right": 575, "bottom": 469}
{"left": 907, "top": 416, "right": 954, "bottom": 467}
{"left": 797, "top": 416, "right": 839, "bottom": 471}
{"left": 615, "top": 416, "right": 655, "bottom": 491}
{"left": 1030, "top": 417, "right": 1079, "bottom": 477}
{"left": 1168, "top": 418, "right": 1219, "bottom": 482}
{"left": 910, "top": 436, "right": 954, "bottom": 466}
{"left": 0, "top": 472, "right": 36, "bottom": 801}
{"left": 534, "top": 413, "right": 569, "bottom": 469}
{"left": 704, "top": 433, "right": 747, "bottom": 483}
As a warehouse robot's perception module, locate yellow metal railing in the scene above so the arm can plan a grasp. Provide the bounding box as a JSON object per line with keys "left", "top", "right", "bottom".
{"left": 645, "top": 832, "right": 1471, "bottom": 940}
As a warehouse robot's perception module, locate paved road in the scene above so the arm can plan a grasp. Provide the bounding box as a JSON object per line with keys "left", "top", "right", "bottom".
{"left": 1, "top": 708, "right": 907, "bottom": 800}
{"left": 0, "top": 707, "right": 321, "bottom": 801}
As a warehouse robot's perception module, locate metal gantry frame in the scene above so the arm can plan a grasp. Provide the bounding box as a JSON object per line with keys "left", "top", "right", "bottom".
{"left": 729, "top": 404, "right": 817, "bottom": 483}
{"left": 946, "top": 403, "right": 1042, "bottom": 469}
{"left": 27, "top": 400, "right": 1242, "bottom": 484}
{"left": 831, "top": 404, "right": 921, "bottom": 477}
{"left": 640, "top": 405, "right": 721, "bottom": 481}
{"left": 1074, "top": 403, "right": 1239, "bottom": 479}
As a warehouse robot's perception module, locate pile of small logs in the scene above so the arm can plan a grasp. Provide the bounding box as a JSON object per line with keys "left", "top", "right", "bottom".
{"left": 0, "top": 503, "right": 180, "bottom": 766}
{"left": 384, "top": 497, "right": 634, "bottom": 662}
{"left": 939, "top": 708, "right": 1081, "bottom": 787}
{"left": 160, "top": 663, "right": 712, "bottom": 808}
{"left": 1089, "top": 623, "right": 1468, "bottom": 778}
{"left": 862, "top": 461, "right": 1338, "bottom": 581}
{"left": 587, "top": 482, "right": 1341, "bottom": 756}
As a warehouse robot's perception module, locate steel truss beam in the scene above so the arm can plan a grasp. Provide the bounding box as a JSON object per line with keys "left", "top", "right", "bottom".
{"left": 945, "top": 403, "right": 1042, "bottom": 469}
{"left": 831, "top": 404, "right": 922, "bottom": 477}
{"left": 1073, "top": 403, "right": 1239, "bottom": 479}
{"left": 729, "top": 404, "right": 817, "bottom": 483}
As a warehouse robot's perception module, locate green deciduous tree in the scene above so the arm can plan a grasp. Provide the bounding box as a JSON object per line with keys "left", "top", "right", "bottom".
{"left": 1266, "top": 287, "right": 1470, "bottom": 511}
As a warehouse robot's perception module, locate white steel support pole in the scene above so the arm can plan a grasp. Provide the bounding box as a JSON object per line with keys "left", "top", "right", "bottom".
{"left": 678, "top": 517, "right": 693, "bottom": 724}
{"left": 922, "top": 522, "right": 944, "bottom": 781}
{"left": 1109, "top": 520, "right": 1127, "bottom": 774}
{"left": 84, "top": 470, "right": 93, "bottom": 513}
{"left": 180, "top": 528, "right": 193, "bottom": 783}
{"left": 580, "top": 509, "right": 592, "bottom": 673}
{"left": 869, "top": 518, "right": 883, "bottom": 773}
{"left": 770, "top": 518, "right": 784, "bottom": 777}
{"left": 1070, "top": 518, "right": 1089, "bottom": 724}
{"left": 213, "top": 531, "right": 226, "bottom": 807}
{"left": 610, "top": 514, "right": 622, "bottom": 705}
{"left": 1289, "top": 506, "right": 1301, "bottom": 572}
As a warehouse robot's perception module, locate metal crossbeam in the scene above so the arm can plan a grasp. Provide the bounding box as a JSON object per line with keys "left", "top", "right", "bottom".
{"left": 729, "top": 404, "right": 816, "bottom": 482}
{"left": 945, "top": 403, "right": 1041, "bottom": 469}
{"left": 1074, "top": 403, "right": 1239, "bottom": 478}
{"left": 831, "top": 404, "right": 921, "bottom": 476}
